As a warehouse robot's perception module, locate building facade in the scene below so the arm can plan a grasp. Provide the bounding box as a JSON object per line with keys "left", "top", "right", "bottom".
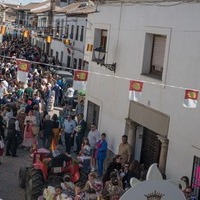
{"left": 84, "top": 1, "right": 200, "bottom": 196}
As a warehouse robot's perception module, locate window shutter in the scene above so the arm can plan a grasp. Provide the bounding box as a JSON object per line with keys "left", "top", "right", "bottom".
{"left": 151, "top": 35, "right": 166, "bottom": 72}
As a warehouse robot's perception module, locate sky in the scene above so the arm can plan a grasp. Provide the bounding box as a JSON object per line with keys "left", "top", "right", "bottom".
{"left": 2, "top": 0, "right": 44, "bottom": 5}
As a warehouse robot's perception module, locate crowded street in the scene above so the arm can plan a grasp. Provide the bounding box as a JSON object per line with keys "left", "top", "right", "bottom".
{"left": 0, "top": 0, "right": 200, "bottom": 199}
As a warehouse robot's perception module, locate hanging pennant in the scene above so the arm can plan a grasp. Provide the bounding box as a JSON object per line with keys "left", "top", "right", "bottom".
{"left": 183, "top": 90, "right": 198, "bottom": 108}
{"left": 129, "top": 80, "right": 144, "bottom": 101}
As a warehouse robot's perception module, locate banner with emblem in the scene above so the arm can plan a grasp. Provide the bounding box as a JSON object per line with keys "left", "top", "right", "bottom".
{"left": 16, "top": 59, "right": 31, "bottom": 72}
{"left": 16, "top": 59, "right": 31, "bottom": 84}
{"left": 73, "top": 70, "right": 89, "bottom": 90}
{"left": 129, "top": 80, "right": 143, "bottom": 101}
{"left": 183, "top": 89, "right": 198, "bottom": 108}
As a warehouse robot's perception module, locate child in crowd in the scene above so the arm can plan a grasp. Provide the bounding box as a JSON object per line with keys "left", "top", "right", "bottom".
{"left": 74, "top": 182, "right": 85, "bottom": 200}
{"left": 61, "top": 174, "right": 75, "bottom": 197}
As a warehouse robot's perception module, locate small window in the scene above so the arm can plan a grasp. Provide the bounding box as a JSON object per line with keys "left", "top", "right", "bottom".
{"left": 70, "top": 25, "right": 74, "bottom": 39}
{"left": 67, "top": 56, "right": 71, "bottom": 68}
{"left": 76, "top": 26, "right": 79, "bottom": 40}
{"left": 142, "top": 34, "right": 166, "bottom": 80}
{"left": 80, "top": 26, "right": 84, "bottom": 41}
{"left": 73, "top": 58, "right": 77, "bottom": 69}
{"left": 78, "top": 58, "right": 82, "bottom": 70}
{"left": 93, "top": 29, "right": 108, "bottom": 62}
{"left": 65, "top": 25, "right": 69, "bottom": 38}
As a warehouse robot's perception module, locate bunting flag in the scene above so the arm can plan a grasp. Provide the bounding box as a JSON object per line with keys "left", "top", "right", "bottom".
{"left": 73, "top": 70, "right": 88, "bottom": 90}
{"left": 183, "top": 90, "right": 198, "bottom": 108}
{"left": 129, "top": 80, "right": 143, "bottom": 101}
{"left": 16, "top": 59, "right": 31, "bottom": 72}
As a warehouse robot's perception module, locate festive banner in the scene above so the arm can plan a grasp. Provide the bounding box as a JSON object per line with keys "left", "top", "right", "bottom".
{"left": 16, "top": 59, "right": 31, "bottom": 72}
{"left": 183, "top": 90, "right": 198, "bottom": 108}
{"left": 73, "top": 70, "right": 88, "bottom": 90}
{"left": 129, "top": 80, "right": 143, "bottom": 101}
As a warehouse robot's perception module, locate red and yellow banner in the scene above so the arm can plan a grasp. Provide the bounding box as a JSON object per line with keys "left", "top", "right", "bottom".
{"left": 74, "top": 70, "right": 88, "bottom": 81}
{"left": 185, "top": 90, "right": 198, "bottom": 100}
{"left": 16, "top": 59, "right": 31, "bottom": 72}
{"left": 129, "top": 80, "right": 143, "bottom": 92}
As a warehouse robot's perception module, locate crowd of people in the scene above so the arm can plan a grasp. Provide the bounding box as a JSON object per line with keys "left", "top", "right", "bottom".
{"left": 0, "top": 36, "right": 197, "bottom": 200}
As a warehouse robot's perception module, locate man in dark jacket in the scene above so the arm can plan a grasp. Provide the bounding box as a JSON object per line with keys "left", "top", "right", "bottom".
{"left": 75, "top": 114, "right": 86, "bottom": 153}
{"left": 6, "top": 111, "right": 20, "bottom": 157}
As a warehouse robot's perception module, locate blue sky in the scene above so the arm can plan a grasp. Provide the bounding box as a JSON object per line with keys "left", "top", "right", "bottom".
{"left": 2, "top": 0, "right": 42, "bottom": 5}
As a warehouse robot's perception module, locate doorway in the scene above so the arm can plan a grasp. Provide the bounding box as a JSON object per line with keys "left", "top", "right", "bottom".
{"left": 140, "top": 128, "right": 161, "bottom": 170}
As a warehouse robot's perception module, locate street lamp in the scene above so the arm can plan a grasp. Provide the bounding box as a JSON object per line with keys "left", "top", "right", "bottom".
{"left": 94, "top": 47, "right": 116, "bottom": 73}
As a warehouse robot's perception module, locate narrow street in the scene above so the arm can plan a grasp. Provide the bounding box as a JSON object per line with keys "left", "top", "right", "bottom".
{"left": 0, "top": 149, "right": 30, "bottom": 200}
{"left": 0, "top": 109, "right": 60, "bottom": 200}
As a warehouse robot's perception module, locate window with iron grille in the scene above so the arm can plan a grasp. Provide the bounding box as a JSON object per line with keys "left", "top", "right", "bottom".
{"left": 78, "top": 58, "right": 82, "bottom": 70}
{"left": 65, "top": 25, "right": 69, "bottom": 38}
{"left": 75, "top": 26, "right": 79, "bottom": 40}
{"left": 70, "top": 25, "right": 74, "bottom": 39}
{"left": 80, "top": 26, "right": 84, "bottom": 41}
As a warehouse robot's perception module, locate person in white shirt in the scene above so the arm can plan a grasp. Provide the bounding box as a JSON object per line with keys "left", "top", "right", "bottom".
{"left": 66, "top": 85, "right": 74, "bottom": 108}
{"left": 62, "top": 115, "right": 76, "bottom": 154}
{"left": 87, "top": 124, "right": 100, "bottom": 172}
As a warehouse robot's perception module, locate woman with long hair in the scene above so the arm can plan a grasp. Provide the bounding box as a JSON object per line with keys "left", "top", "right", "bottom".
{"left": 102, "top": 155, "right": 122, "bottom": 185}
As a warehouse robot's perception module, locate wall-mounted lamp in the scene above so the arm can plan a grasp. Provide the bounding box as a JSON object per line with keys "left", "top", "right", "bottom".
{"left": 94, "top": 47, "right": 116, "bottom": 73}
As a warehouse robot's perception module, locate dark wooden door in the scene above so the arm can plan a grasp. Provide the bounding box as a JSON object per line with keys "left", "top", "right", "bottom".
{"left": 86, "top": 101, "right": 100, "bottom": 132}
{"left": 140, "top": 128, "right": 161, "bottom": 170}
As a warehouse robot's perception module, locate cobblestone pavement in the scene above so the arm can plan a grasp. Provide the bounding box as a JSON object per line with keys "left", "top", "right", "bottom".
{"left": 0, "top": 148, "right": 30, "bottom": 200}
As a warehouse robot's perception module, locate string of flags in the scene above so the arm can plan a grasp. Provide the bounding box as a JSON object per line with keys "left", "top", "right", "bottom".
{"left": 1, "top": 56, "right": 199, "bottom": 109}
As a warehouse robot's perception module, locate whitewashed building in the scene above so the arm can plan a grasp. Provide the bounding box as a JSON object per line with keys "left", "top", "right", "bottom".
{"left": 84, "top": 0, "right": 200, "bottom": 196}
{"left": 50, "top": 1, "right": 96, "bottom": 68}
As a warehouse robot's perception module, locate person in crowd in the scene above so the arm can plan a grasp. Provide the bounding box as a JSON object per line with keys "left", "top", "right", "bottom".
{"left": 181, "top": 176, "right": 190, "bottom": 188}
{"left": 22, "top": 110, "right": 36, "bottom": 149}
{"left": 46, "top": 144, "right": 72, "bottom": 168}
{"left": 62, "top": 115, "right": 76, "bottom": 154}
{"left": 66, "top": 84, "right": 75, "bottom": 109}
{"left": 0, "top": 80, "right": 7, "bottom": 105}
{"left": 118, "top": 135, "right": 131, "bottom": 166}
{"left": 6, "top": 111, "right": 20, "bottom": 157}
{"left": 42, "top": 114, "right": 54, "bottom": 149}
{"left": 120, "top": 162, "right": 131, "bottom": 190}
{"left": 74, "top": 182, "right": 85, "bottom": 200}
{"left": 75, "top": 114, "right": 87, "bottom": 154}
{"left": 52, "top": 82, "right": 61, "bottom": 107}
{"left": 79, "top": 137, "right": 91, "bottom": 156}
{"left": 16, "top": 107, "right": 26, "bottom": 141}
{"left": 24, "top": 82, "right": 33, "bottom": 99}
{"left": 75, "top": 100, "right": 84, "bottom": 116}
{"left": 61, "top": 174, "right": 75, "bottom": 197}
{"left": 183, "top": 186, "right": 197, "bottom": 200}
{"left": 96, "top": 133, "right": 108, "bottom": 177}
{"left": 0, "top": 111, "right": 5, "bottom": 139}
{"left": 103, "top": 155, "right": 122, "bottom": 185}
{"left": 88, "top": 124, "right": 100, "bottom": 172}
{"left": 105, "top": 171, "right": 123, "bottom": 190}
{"left": 84, "top": 172, "right": 103, "bottom": 199}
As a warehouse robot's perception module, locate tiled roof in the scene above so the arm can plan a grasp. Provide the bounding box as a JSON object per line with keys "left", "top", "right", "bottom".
{"left": 16, "top": 0, "right": 50, "bottom": 11}
{"left": 55, "top": 1, "right": 96, "bottom": 15}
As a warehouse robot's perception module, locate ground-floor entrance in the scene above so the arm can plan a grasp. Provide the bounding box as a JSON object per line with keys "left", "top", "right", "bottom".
{"left": 126, "top": 101, "right": 170, "bottom": 176}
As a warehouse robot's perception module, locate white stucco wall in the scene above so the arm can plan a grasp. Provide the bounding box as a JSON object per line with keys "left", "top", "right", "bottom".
{"left": 85, "top": 2, "right": 200, "bottom": 179}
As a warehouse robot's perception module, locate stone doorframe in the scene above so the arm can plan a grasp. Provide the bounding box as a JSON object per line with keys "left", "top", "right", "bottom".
{"left": 125, "top": 118, "right": 169, "bottom": 175}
